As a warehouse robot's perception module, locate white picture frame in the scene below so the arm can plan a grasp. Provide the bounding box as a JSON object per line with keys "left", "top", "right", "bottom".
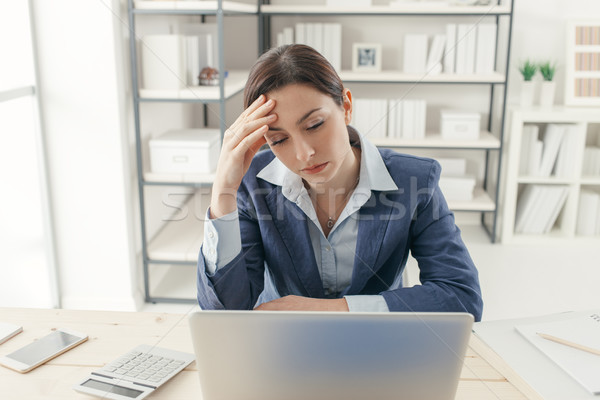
{"left": 352, "top": 43, "right": 382, "bottom": 73}
{"left": 565, "top": 19, "right": 600, "bottom": 106}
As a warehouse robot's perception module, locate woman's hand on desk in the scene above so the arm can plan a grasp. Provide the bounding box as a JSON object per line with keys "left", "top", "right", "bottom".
{"left": 210, "top": 95, "right": 277, "bottom": 219}
{"left": 254, "top": 295, "right": 349, "bottom": 312}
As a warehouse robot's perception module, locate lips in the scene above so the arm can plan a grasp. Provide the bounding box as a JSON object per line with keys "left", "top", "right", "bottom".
{"left": 301, "top": 162, "right": 328, "bottom": 175}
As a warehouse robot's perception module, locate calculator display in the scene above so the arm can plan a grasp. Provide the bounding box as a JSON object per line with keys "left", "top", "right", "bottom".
{"left": 81, "top": 379, "right": 143, "bottom": 398}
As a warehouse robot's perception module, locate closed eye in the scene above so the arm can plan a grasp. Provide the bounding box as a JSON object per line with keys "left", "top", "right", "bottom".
{"left": 307, "top": 120, "right": 324, "bottom": 131}
{"left": 270, "top": 137, "right": 287, "bottom": 146}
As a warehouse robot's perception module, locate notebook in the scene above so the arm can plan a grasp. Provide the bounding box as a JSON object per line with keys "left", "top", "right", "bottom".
{"left": 188, "top": 311, "right": 473, "bottom": 400}
{"left": 515, "top": 311, "right": 600, "bottom": 395}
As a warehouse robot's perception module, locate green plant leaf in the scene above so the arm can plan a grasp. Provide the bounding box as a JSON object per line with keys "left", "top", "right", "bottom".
{"left": 539, "top": 61, "right": 556, "bottom": 81}
{"left": 518, "top": 60, "right": 537, "bottom": 81}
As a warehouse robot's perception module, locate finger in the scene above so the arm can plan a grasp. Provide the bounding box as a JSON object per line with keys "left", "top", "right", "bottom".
{"left": 231, "top": 124, "right": 269, "bottom": 156}
{"left": 247, "top": 135, "right": 267, "bottom": 158}
{"left": 224, "top": 114, "right": 276, "bottom": 148}
{"left": 242, "top": 94, "right": 267, "bottom": 117}
{"left": 247, "top": 98, "right": 276, "bottom": 120}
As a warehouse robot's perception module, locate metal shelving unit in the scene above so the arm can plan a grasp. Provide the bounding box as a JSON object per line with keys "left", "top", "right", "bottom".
{"left": 259, "top": 0, "right": 515, "bottom": 240}
{"left": 128, "top": 0, "right": 514, "bottom": 303}
{"left": 127, "top": 0, "right": 258, "bottom": 303}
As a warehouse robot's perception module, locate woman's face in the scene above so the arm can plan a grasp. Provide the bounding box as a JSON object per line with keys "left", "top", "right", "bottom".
{"left": 264, "top": 83, "right": 354, "bottom": 187}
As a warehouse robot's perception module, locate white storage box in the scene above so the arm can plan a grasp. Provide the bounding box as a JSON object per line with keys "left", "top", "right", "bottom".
{"left": 440, "top": 110, "right": 481, "bottom": 140}
{"left": 439, "top": 175, "right": 476, "bottom": 202}
{"left": 149, "top": 129, "right": 220, "bottom": 174}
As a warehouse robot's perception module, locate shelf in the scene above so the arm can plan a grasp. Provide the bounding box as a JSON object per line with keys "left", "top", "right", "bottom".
{"left": 134, "top": 1, "right": 258, "bottom": 14}
{"left": 260, "top": 4, "right": 511, "bottom": 16}
{"left": 370, "top": 131, "right": 500, "bottom": 149}
{"left": 144, "top": 171, "right": 216, "bottom": 185}
{"left": 446, "top": 188, "right": 495, "bottom": 212}
{"left": 516, "top": 176, "right": 574, "bottom": 185}
{"left": 510, "top": 230, "right": 600, "bottom": 244}
{"left": 509, "top": 105, "right": 600, "bottom": 123}
{"left": 581, "top": 176, "right": 600, "bottom": 185}
{"left": 148, "top": 212, "right": 204, "bottom": 262}
{"left": 139, "top": 70, "right": 248, "bottom": 102}
{"left": 339, "top": 70, "right": 506, "bottom": 84}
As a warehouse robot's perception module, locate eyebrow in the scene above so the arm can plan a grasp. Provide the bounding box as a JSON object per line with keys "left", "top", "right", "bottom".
{"left": 268, "top": 108, "right": 321, "bottom": 132}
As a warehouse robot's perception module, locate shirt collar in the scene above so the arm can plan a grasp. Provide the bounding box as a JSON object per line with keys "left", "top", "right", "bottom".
{"left": 256, "top": 131, "right": 398, "bottom": 201}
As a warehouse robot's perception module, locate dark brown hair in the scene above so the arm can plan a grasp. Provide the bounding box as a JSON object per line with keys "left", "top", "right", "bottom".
{"left": 243, "top": 44, "right": 344, "bottom": 108}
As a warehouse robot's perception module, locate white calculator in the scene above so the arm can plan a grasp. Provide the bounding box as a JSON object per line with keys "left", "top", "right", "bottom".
{"left": 73, "top": 344, "right": 195, "bottom": 400}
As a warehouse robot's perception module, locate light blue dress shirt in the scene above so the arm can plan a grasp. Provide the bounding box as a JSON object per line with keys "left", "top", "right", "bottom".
{"left": 202, "top": 136, "right": 398, "bottom": 311}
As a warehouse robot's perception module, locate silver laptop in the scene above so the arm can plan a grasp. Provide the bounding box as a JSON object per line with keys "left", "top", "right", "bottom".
{"left": 188, "top": 311, "right": 473, "bottom": 400}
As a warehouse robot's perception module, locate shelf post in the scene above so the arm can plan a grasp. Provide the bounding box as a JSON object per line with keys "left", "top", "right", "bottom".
{"left": 127, "top": 0, "right": 152, "bottom": 301}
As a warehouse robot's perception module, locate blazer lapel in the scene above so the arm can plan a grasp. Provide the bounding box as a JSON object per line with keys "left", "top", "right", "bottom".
{"left": 345, "top": 192, "right": 394, "bottom": 295}
{"left": 264, "top": 187, "right": 324, "bottom": 298}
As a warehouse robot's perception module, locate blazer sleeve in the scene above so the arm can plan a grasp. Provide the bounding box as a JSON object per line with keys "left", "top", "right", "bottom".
{"left": 196, "top": 184, "right": 267, "bottom": 310}
{"left": 380, "top": 161, "right": 484, "bottom": 321}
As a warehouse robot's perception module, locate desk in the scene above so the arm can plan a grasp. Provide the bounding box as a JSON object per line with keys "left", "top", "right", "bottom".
{"left": 0, "top": 308, "right": 539, "bottom": 399}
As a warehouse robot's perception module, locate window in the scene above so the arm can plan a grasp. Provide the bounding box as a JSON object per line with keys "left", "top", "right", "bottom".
{"left": 0, "top": 1, "right": 58, "bottom": 308}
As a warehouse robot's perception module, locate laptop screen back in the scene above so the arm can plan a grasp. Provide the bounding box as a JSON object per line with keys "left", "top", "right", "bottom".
{"left": 188, "top": 311, "right": 473, "bottom": 400}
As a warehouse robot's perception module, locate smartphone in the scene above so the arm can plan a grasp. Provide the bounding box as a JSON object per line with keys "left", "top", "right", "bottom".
{"left": 0, "top": 322, "right": 23, "bottom": 345}
{"left": 0, "top": 328, "right": 88, "bottom": 373}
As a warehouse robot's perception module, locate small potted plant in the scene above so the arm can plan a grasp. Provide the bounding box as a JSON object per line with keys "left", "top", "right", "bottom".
{"left": 518, "top": 60, "right": 537, "bottom": 106}
{"left": 538, "top": 61, "right": 557, "bottom": 107}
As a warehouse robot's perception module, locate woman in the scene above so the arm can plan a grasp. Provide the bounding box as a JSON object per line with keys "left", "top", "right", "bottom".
{"left": 197, "top": 44, "right": 483, "bottom": 320}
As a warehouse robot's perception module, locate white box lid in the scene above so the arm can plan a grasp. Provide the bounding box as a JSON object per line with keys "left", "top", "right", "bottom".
{"left": 440, "top": 110, "right": 481, "bottom": 121}
{"left": 150, "top": 129, "right": 220, "bottom": 148}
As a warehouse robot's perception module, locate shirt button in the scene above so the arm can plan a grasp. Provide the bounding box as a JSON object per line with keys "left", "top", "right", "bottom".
{"left": 208, "top": 231, "right": 214, "bottom": 238}
{"left": 209, "top": 248, "right": 215, "bottom": 255}
{"left": 325, "top": 246, "right": 331, "bottom": 251}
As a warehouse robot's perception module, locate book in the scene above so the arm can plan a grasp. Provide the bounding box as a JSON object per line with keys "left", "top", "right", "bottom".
{"left": 295, "top": 23, "right": 306, "bottom": 45}
{"left": 515, "top": 311, "right": 600, "bottom": 394}
{"left": 283, "top": 27, "right": 294, "bottom": 45}
{"left": 185, "top": 36, "right": 199, "bottom": 85}
{"left": 414, "top": 100, "right": 427, "bottom": 139}
{"left": 519, "top": 125, "right": 539, "bottom": 175}
{"left": 464, "top": 24, "right": 477, "bottom": 74}
{"left": 330, "top": 23, "right": 342, "bottom": 72}
{"left": 426, "top": 34, "right": 446, "bottom": 75}
{"left": 455, "top": 24, "right": 469, "bottom": 74}
{"left": 402, "top": 100, "right": 414, "bottom": 139}
{"left": 475, "top": 23, "right": 497, "bottom": 74}
{"left": 443, "top": 24, "right": 457, "bottom": 74}
{"left": 576, "top": 190, "right": 600, "bottom": 235}
{"left": 141, "top": 34, "right": 186, "bottom": 90}
{"left": 541, "top": 186, "right": 569, "bottom": 234}
{"left": 538, "top": 124, "right": 565, "bottom": 177}
{"left": 514, "top": 185, "right": 543, "bottom": 233}
{"left": 529, "top": 140, "right": 543, "bottom": 176}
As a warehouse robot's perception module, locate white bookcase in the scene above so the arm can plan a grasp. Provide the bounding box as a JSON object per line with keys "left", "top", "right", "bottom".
{"left": 501, "top": 106, "right": 600, "bottom": 243}
{"left": 260, "top": 0, "right": 515, "bottom": 241}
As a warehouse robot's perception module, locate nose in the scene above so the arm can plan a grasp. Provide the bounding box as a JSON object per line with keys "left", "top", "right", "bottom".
{"left": 295, "top": 138, "right": 315, "bottom": 162}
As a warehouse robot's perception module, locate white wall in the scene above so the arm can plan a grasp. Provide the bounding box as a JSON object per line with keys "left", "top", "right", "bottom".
{"left": 31, "top": 0, "right": 140, "bottom": 310}
{"left": 26, "top": 0, "right": 599, "bottom": 310}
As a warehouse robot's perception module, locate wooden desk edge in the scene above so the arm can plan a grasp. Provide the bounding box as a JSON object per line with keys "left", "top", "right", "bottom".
{"left": 470, "top": 334, "right": 544, "bottom": 400}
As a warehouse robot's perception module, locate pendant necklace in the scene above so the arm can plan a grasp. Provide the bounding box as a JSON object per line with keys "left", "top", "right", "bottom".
{"left": 311, "top": 177, "right": 360, "bottom": 230}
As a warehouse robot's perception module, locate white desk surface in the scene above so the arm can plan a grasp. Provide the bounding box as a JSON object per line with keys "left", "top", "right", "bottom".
{"left": 0, "top": 307, "right": 539, "bottom": 400}
{"left": 474, "top": 310, "right": 600, "bottom": 400}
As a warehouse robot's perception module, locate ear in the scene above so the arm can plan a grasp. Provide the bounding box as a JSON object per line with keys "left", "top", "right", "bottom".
{"left": 342, "top": 88, "right": 353, "bottom": 125}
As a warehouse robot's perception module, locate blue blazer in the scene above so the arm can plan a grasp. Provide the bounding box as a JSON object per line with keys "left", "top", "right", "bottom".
{"left": 197, "top": 148, "right": 483, "bottom": 321}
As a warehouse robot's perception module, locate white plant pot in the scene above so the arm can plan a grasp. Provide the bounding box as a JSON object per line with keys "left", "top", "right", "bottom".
{"left": 539, "top": 81, "right": 556, "bottom": 107}
{"left": 520, "top": 81, "right": 535, "bottom": 107}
